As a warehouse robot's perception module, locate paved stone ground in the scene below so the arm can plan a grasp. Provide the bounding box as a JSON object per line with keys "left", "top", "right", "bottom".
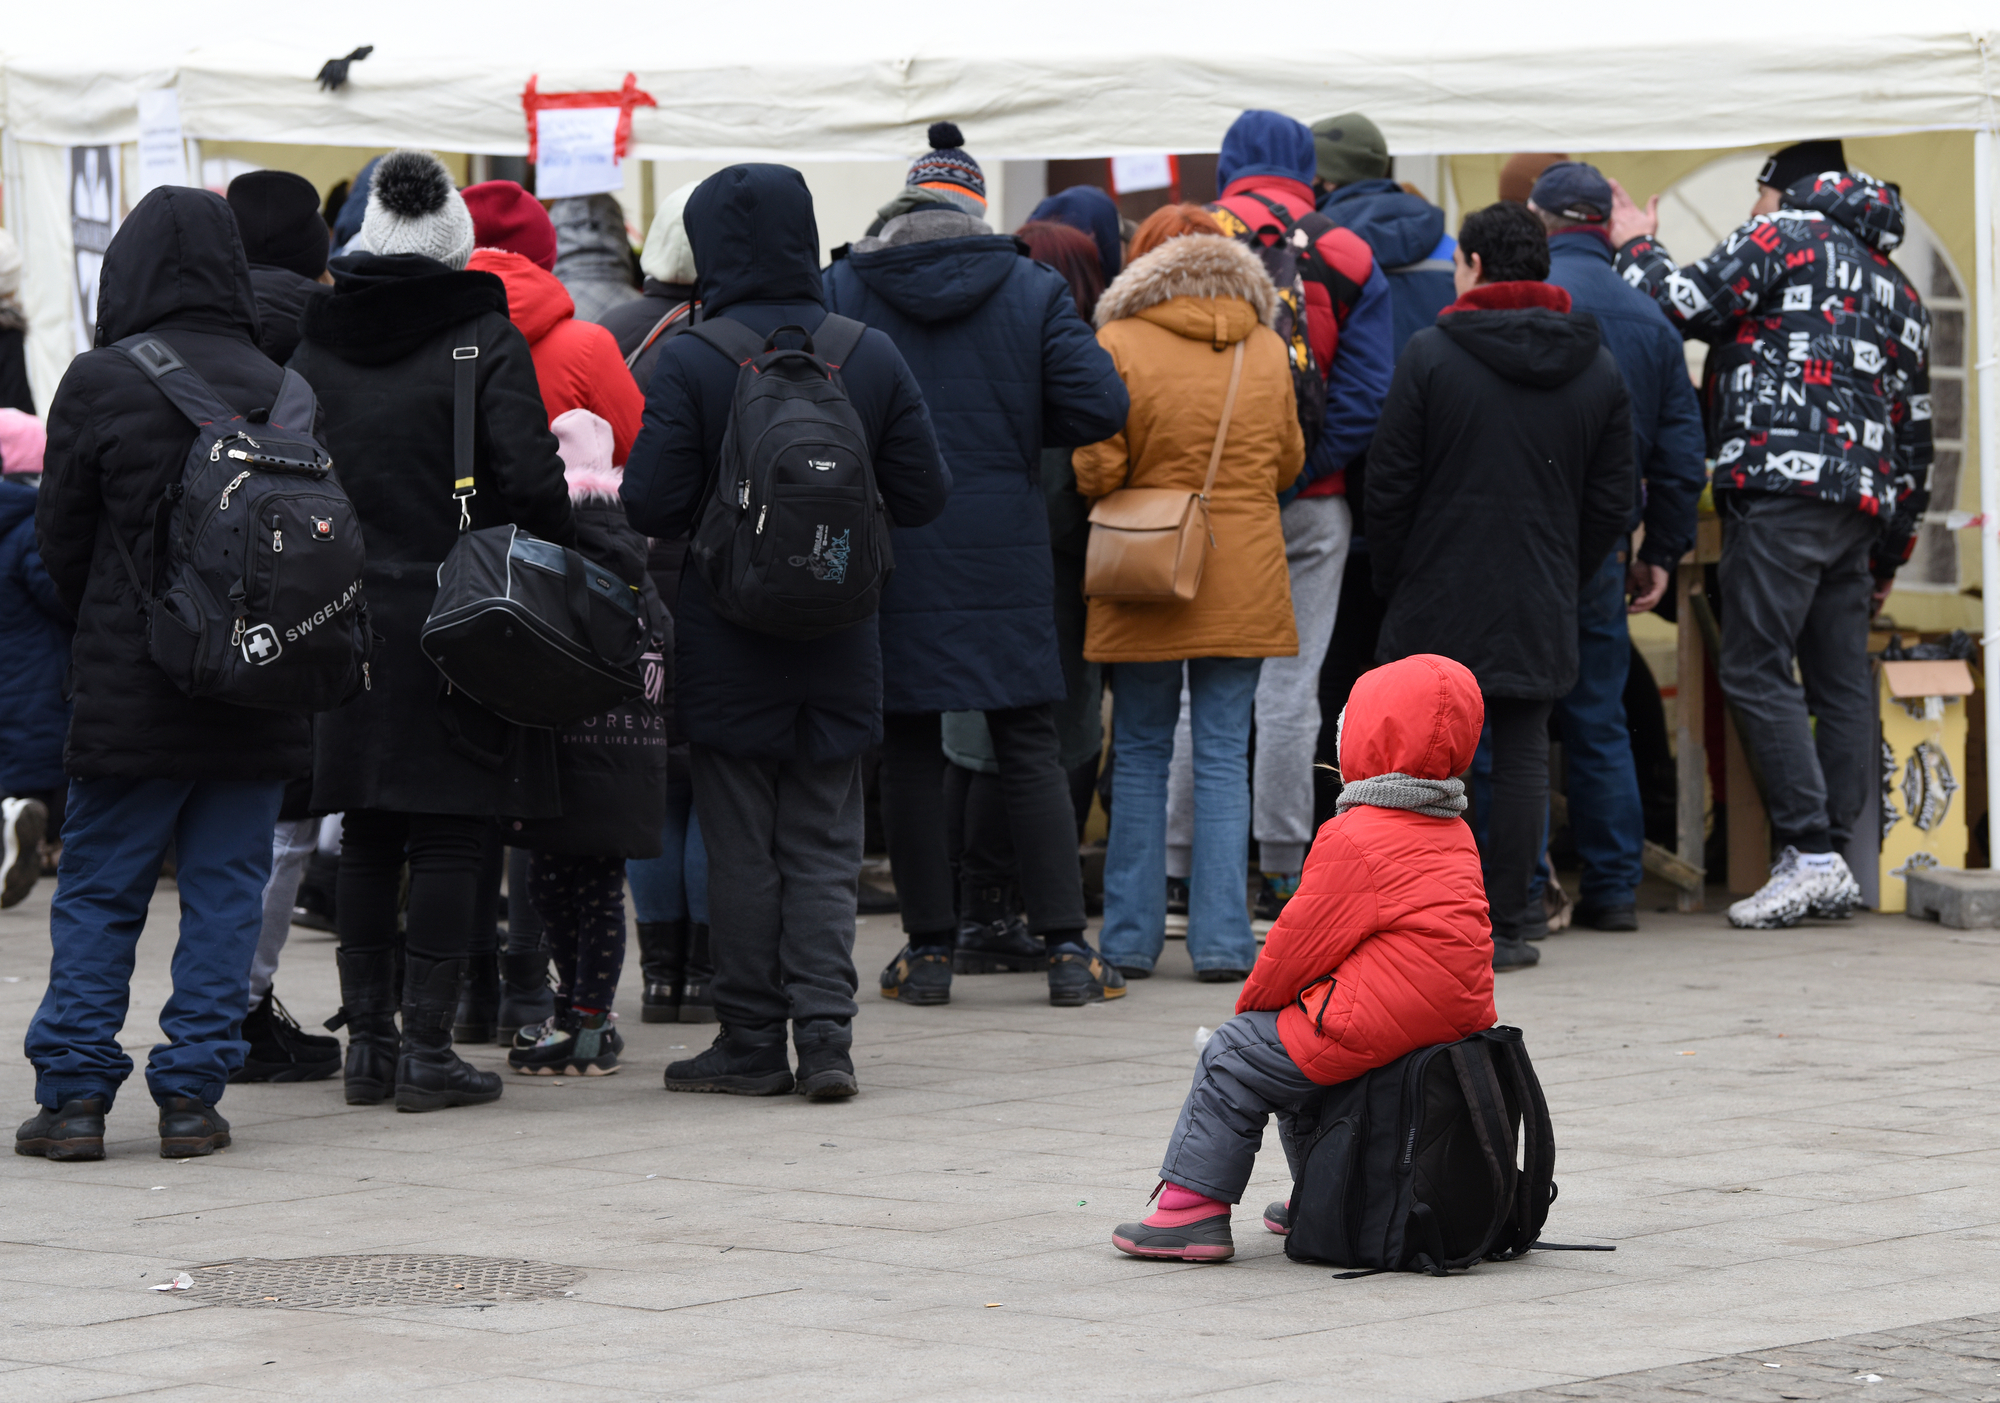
{"left": 3, "top": 873, "right": 1999, "bottom": 1401}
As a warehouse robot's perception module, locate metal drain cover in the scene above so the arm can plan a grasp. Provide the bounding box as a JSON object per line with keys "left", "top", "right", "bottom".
{"left": 177, "top": 1255, "right": 583, "bottom": 1308}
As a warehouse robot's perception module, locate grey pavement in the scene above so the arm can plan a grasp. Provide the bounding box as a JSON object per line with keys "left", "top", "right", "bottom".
{"left": 3, "top": 872, "right": 1998, "bottom": 1401}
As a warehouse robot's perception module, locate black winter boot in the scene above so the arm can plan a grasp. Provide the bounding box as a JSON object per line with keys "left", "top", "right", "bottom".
{"left": 793, "top": 1018, "right": 858, "bottom": 1101}
{"left": 395, "top": 954, "right": 504, "bottom": 1113}
{"left": 15, "top": 1097, "right": 105, "bottom": 1161}
{"left": 662, "top": 1026, "right": 794, "bottom": 1096}
{"left": 953, "top": 883, "right": 1042, "bottom": 974}
{"left": 678, "top": 923, "right": 717, "bottom": 1024}
{"left": 496, "top": 949, "right": 555, "bottom": 1043}
{"left": 233, "top": 990, "right": 341, "bottom": 1083}
{"left": 453, "top": 951, "right": 500, "bottom": 1044}
{"left": 635, "top": 920, "right": 687, "bottom": 1024}
{"left": 157, "top": 1096, "right": 231, "bottom": 1157}
{"left": 329, "top": 948, "right": 399, "bottom": 1106}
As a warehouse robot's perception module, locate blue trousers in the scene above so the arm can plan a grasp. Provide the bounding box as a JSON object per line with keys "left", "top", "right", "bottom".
{"left": 1553, "top": 550, "right": 1645, "bottom": 906}
{"left": 627, "top": 757, "right": 708, "bottom": 925}
{"left": 1102, "top": 657, "right": 1262, "bottom": 974}
{"left": 26, "top": 777, "right": 283, "bottom": 1110}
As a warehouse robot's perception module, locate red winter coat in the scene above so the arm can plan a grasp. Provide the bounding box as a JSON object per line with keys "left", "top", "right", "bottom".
{"left": 1237, "top": 653, "right": 1497, "bottom": 1085}
{"left": 468, "top": 249, "right": 643, "bottom": 465}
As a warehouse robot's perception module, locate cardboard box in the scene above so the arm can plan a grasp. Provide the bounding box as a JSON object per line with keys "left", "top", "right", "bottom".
{"left": 1875, "top": 658, "right": 1976, "bottom": 912}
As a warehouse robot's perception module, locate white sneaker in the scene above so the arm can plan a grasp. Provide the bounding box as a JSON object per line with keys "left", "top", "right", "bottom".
{"left": 1726, "top": 847, "right": 1861, "bottom": 929}
{"left": 1, "top": 797, "right": 48, "bottom": 910}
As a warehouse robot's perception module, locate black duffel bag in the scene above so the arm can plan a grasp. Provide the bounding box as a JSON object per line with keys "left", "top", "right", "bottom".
{"left": 418, "top": 322, "right": 646, "bottom": 728}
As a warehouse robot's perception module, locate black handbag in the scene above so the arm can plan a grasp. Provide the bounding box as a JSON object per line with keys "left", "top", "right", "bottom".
{"left": 419, "top": 323, "right": 647, "bottom": 728}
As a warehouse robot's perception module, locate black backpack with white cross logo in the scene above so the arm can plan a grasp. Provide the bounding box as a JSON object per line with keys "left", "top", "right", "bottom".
{"left": 686, "top": 315, "right": 893, "bottom": 640}
{"left": 110, "top": 335, "right": 371, "bottom": 712}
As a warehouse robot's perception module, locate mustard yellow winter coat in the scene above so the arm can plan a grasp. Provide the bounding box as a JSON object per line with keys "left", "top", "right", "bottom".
{"left": 1074, "top": 234, "right": 1304, "bottom": 663}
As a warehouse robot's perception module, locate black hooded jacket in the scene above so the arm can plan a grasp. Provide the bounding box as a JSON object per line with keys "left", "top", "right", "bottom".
{"left": 621, "top": 164, "right": 950, "bottom": 763}
{"left": 37, "top": 187, "right": 314, "bottom": 780}
{"left": 291, "top": 252, "right": 576, "bottom": 817}
{"left": 248, "top": 264, "right": 327, "bottom": 366}
{"left": 1367, "top": 282, "right": 1634, "bottom": 700}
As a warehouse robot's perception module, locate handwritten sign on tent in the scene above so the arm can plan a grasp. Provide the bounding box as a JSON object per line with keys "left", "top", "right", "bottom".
{"left": 535, "top": 108, "right": 621, "bottom": 199}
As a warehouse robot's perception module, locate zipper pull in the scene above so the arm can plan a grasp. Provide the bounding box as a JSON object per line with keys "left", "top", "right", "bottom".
{"left": 738, "top": 480, "right": 750, "bottom": 509}
{"left": 273, "top": 525, "right": 283, "bottom": 553}
{"left": 218, "top": 469, "right": 252, "bottom": 510}
{"left": 210, "top": 439, "right": 223, "bottom": 463}
{"left": 230, "top": 617, "right": 244, "bottom": 648}
{"left": 755, "top": 503, "right": 768, "bottom": 534}
{"left": 363, "top": 661, "right": 372, "bottom": 691}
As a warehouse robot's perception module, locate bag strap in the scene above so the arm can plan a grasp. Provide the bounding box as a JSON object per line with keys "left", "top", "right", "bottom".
{"left": 1199, "top": 340, "right": 1246, "bottom": 504}
{"left": 624, "top": 301, "right": 695, "bottom": 370}
{"left": 812, "top": 314, "right": 867, "bottom": 371}
{"left": 451, "top": 320, "right": 479, "bottom": 533}
{"left": 1239, "top": 190, "right": 1302, "bottom": 241}
{"left": 688, "top": 316, "right": 767, "bottom": 367}
{"left": 106, "top": 503, "right": 170, "bottom": 611}
{"left": 112, "top": 334, "right": 244, "bottom": 428}
{"left": 1446, "top": 1040, "right": 1522, "bottom": 1266}
{"left": 267, "top": 368, "right": 318, "bottom": 438}
{"left": 1486, "top": 1033, "right": 1559, "bottom": 1259}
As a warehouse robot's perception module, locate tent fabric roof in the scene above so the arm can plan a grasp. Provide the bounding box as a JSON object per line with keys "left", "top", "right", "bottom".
{"left": 2, "top": 2, "right": 1996, "bottom": 157}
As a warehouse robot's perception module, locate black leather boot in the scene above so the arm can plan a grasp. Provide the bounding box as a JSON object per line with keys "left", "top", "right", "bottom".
{"left": 662, "top": 1025, "right": 793, "bottom": 1095}
{"left": 953, "top": 881, "right": 1042, "bottom": 974}
{"left": 453, "top": 950, "right": 500, "bottom": 1044}
{"left": 395, "top": 954, "right": 503, "bottom": 1113}
{"left": 157, "top": 1096, "right": 230, "bottom": 1157}
{"left": 635, "top": 920, "right": 687, "bottom": 1024}
{"left": 496, "top": 949, "right": 555, "bottom": 1043}
{"left": 328, "top": 948, "right": 399, "bottom": 1106}
{"left": 793, "top": 1018, "right": 858, "bottom": 1101}
{"left": 679, "top": 923, "right": 717, "bottom": 1024}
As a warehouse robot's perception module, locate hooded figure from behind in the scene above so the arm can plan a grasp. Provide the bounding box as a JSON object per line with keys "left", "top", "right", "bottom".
{"left": 226, "top": 169, "right": 332, "bottom": 365}
{"left": 551, "top": 193, "right": 643, "bottom": 324}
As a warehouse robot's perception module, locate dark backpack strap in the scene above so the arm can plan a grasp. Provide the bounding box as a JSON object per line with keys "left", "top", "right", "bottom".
{"left": 625, "top": 301, "right": 695, "bottom": 370}
{"left": 451, "top": 321, "right": 480, "bottom": 533}
{"left": 112, "top": 334, "right": 243, "bottom": 428}
{"left": 1485, "top": 1031, "right": 1558, "bottom": 1258}
{"left": 1445, "top": 1040, "right": 1522, "bottom": 1267}
{"left": 812, "top": 315, "right": 866, "bottom": 371}
{"left": 688, "top": 317, "right": 767, "bottom": 367}
{"left": 1239, "top": 190, "right": 1301, "bottom": 240}
{"left": 267, "top": 368, "right": 318, "bottom": 437}
{"left": 105, "top": 502, "right": 171, "bottom": 610}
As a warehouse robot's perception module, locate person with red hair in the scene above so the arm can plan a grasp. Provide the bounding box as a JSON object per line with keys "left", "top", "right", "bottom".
{"left": 1125, "top": 203, "right": 1224, "bottom": 262}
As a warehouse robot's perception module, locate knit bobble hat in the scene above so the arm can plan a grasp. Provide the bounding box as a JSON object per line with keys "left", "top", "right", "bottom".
{"left": 907, "top": 121, "right": 986, "bottom": 217}
{"left": 226, "top": 169, "right": 331, "bottom": 280}
{"left": 463, "top": 180, "right": 559, "bottom": 272}
{"left": 1311, "top": 113, "right": 1390, "bottom": 188}
{"left": 355, "top": 150, "right": 475, "bottom": 270}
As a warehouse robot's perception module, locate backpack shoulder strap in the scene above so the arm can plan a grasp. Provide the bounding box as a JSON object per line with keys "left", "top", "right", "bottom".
{"left": 625, "top": 301, "right": 695, "bottom": 370}
{"left": 113, "top": 334, "right": 244, "bottom": 430}
{"left": 1444, "top": 1039, "right": 1521, "bottom": 1269}
{"left": 1483, "top": 1028, "right": 1557, "bottom": 1259}
{"left": 1240, "top": 189, "right": 1301, "bottom": 236}
{"left": 450, "top": 320, "right": 480, "bottom": 533}
{"left": 812, "top": 315, "right": 866, "bottom": 371}
{"left": 688, "top": 317, "right": 766, "bottom": 368}
{"left": 267, "top": 369, "right": 318, "bottom": 438}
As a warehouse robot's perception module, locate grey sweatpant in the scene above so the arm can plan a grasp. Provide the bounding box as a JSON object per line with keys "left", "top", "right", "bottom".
{"left": 1717, "top": 494, "right": 1878, "bottom": 851}
{"left": 690, "top": 745, "right": 864, "bottom": 1029}
{"left": 1160, "top": 1009, "right": 1319, "bottom": 1204}
{"left": 247, "top": 817, "right": 319, "bottom": 1004}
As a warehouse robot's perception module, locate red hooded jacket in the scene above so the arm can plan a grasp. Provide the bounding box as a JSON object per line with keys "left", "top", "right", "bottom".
{"left": 1237, "top": 653, "right": 1497, "bottom": 1085}
{"left": 468, "top": 249, "right": 643, "bottom": 465}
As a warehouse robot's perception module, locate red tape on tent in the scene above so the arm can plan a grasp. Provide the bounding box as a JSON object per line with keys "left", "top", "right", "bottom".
{"left": 521, "top": 73, "right": 657, "bottom": 164}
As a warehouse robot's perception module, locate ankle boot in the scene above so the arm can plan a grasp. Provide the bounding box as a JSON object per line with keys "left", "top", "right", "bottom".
{"left": 793, "top": 1018, "right": 858, "bottom": 1101}
{"left": 635, "top": 920, "right": 687, "bottom": 1024}
{"left": 954, "top": 882, "right": 1041, "bottom": 975}
{"left": 679, "top": 923, "right": 717, "bottom": 1024}
{"left": 453, "top": 950, "right": 500, "bottom": 1044}
{"left": 496, "top": 949, "right": 555, "bottom": 1043}
{"left": 395, "top": 953, "right": 504, "bottom": 1113}
{"left": 328, "top": 949, "right": 399, "bottom": 1106}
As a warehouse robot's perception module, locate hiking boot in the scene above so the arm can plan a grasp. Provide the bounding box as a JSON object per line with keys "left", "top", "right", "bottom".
{"left": 679, "top": 923, "right": 718, "bottom": 1024}
{"left": 880, "top": 944, "right": 953, "bottom": 1005}
{"left": 232, "top": 990, "right": 340, "bottom": 1083}
{"left": 329, "top": 948, "right": 399, "bottom": 1106}
{"left": 1262, "top": 1200, "right": 1290, "bottom": 1235}
{"left": 1574, "top": 902, "right": 1639, "bottom": 932}
{"left": 1195, "top": 968, "right": 1250, "bottom": 984}
{"left": 1252, "top": 871, "right": 1299, "bottom": 923}
{"left": 15, "top": 1097, "right": 105, "bottom": 1161}
{"left": 394, "top": 954, "right": 503, "bottom": 1113}
{"left": 496, "top": 948, "right": 555, "bottom": 1044}
{"left": 663, "top": 1027, "right": 794, "bottom": 1096}
{"left": 635, "top": 919, "right": 687, "bottom": 1023}
{"left": 794, "top": 1018, "right": 858, "bottom": 1101}
{"left": 953, "top": 916, "right": 1042, "bottom": 974}
{"left": 1728, "top": 847, "right": 1862, "bottom": 929}
{"left": 1, "top": 796, "right": 47, "bottom": 909}
{"left": 158, "top": 1096, "right": 230, "bottom": 1158}
{"left": 1112, "top": 1211, "right": 1234, "bottom": 1262}
{"left": 509, "top": 1009, "right": 623, "bottom": 1076}
{"left": 1493, "top": 935, "right": 1542, "bottom": 971}
{"left": 1048, "top": 941, "right": 1126, "bottom": 1007}
{"left": 453, "top": 951, "right": 500, "bottom": 1044}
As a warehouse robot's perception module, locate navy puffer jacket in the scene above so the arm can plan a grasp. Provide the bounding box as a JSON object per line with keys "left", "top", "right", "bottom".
{"left": 0, "top": 478, "right": 70, "bottom": 792}
{"left": 824, "top": 215, "right": 1127, "bottom": 713}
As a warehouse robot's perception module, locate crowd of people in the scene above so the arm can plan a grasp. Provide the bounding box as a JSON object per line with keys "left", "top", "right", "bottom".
{"left": 0, "top": 109, "right": 1932, "bottom": 1168}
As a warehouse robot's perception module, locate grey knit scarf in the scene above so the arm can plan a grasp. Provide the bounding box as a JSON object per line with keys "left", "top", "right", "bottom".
{"left": 1335, "top": 773, "right": 1467, "bottom": 820}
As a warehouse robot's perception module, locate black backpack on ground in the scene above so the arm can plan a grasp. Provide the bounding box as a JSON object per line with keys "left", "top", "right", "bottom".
{"left": 686, "top": 315, "right": 892, "bottom": 641}
{"left": 109, "top": 334, "right": 370, "bottom": 713}
{"left": 420, "top": 322, "right": 649, "bottom": 728}
{"left": 1285, "top": 1025, "right": 1597, "bottom": 1276}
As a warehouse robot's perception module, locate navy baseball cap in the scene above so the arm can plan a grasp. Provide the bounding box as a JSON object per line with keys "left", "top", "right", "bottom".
{"left": 1528, "top": 161, "right": 1613, "bottom": 224}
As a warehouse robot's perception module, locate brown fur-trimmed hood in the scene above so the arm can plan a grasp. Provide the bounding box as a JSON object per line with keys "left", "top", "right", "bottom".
{"left": 1094, "top": 234, "right": 1277, "bottom": 331}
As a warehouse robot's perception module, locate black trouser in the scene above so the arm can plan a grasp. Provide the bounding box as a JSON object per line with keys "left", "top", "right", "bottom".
{"left": 463, "top": 827, "right": 506, "bottom": 959}
{"left": 880, "top": 707, "right": 1085, "bottom": 943}
{"left": 505, "top": 846, "right": 544, "bottom": 955}
{"left": 944, "top": 762, "right": 1016, "bottom": 897}
{"left": 336, "top": 811, "right": 495, "bottom": 962}
{"left": 1481, "top": 697, "right": 1554, "bottom": 946}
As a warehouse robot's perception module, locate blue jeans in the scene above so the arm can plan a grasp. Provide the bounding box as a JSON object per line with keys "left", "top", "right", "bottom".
{"left": 26, "top": 777, "right": 284, "bottom": 1110}
{"left": 1554, "top": 550, "right": 1644, "bottom": 907}
{"left": 1102, "top": 658, "right": 1262, "bottom": 974}
{"left": 627, "top": 760, "right": 708, "bottom": 925}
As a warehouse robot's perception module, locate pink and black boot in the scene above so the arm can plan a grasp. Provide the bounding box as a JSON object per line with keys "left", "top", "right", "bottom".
{"left": 1112, "top": 1182, "right": 1234, "bottom": 1262}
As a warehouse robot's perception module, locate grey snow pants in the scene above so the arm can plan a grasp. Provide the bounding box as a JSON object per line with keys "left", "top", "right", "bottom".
{"left": 1160, "top": 1009, "right": 1320, "bottom": 1204}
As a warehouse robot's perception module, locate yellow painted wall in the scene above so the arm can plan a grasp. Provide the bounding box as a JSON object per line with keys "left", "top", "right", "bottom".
{"left": 194, "top": 143, "right": 470, "bottom": 202}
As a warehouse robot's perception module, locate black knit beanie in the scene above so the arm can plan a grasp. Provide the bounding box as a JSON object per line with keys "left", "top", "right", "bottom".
{"left": 1758, "top": 140, "right": 1847, "bottom": 195}
{"left": 227, "top": 170, "right": 330, "bottom": 280}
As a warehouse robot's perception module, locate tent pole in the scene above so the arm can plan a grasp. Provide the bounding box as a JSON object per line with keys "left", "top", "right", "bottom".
{"left": 1978, "top": 126, "right": 2000, "bottom": 859}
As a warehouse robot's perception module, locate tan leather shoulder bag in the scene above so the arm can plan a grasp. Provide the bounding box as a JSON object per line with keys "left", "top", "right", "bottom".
{"left": 1084, "top": 338, "right": 1245, "bottom": 603}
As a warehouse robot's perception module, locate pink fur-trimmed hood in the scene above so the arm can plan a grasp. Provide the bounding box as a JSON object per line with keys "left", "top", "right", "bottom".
{"left": 551, "top": 408, "right": 623, "bottom": 501}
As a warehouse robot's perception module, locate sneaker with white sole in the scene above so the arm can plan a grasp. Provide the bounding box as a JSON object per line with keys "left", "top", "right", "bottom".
{"left": 1, "top": 797, "right": 47, "bottom": 909}
{"left": 1727, "top": 847, "right": 1861, "bottom": 929}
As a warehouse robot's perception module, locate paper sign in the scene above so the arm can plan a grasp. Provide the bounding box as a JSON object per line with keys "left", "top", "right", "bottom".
{"left": 136, "top": 89, "right": 188, "bottom": 195}
{"left": 535, "top": 107, "right": 621, "bottom": 199}
{"left": 71, "top": 145, "right": 121, "bottom": 354}
{"left": 1110, "top": 154, "right": 1174, "bottom": 195}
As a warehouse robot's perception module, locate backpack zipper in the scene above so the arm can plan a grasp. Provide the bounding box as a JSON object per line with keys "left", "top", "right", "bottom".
{"left": 755, "top": 503, "right": 767, "bottom": 535}
{"left": 217, "top": 470, "right": 253, "bottom": 511}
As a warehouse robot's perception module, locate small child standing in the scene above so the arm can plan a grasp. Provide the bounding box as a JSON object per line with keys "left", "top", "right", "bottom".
{"left": 1114, "top": 655, "right": 1499, "bottom": 1261}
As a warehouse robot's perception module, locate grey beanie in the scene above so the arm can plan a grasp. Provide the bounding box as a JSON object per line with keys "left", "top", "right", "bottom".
{"left": 354, "top": 150, "right": 474, "bottom": 270}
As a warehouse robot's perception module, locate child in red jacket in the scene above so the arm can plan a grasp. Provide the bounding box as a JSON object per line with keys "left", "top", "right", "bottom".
{"left": 1113, "top": 654, "right": 1498, "bottom": 1261}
